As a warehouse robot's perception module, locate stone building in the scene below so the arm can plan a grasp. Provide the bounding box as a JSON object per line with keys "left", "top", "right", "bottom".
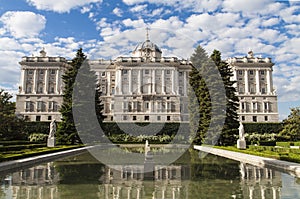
{"left": 15, "top": 38, "right": 279, "bottom": 123}
{"left": 226, "top": 51, "right": 279, "bottom": 122}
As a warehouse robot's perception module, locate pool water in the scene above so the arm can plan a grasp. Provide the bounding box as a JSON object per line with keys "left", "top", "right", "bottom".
{"left": 0, "top": 149, "right": 300, "bottom": 199}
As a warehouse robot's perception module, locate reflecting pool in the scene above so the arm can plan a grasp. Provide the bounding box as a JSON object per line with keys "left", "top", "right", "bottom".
{"left": 1, "top": 149, "right": 300, "bottom": 199}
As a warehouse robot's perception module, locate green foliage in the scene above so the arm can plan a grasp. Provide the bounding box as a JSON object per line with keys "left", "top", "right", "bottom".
{"left": 0, "top": 89, "right": 26, "bottom": 140}
{"left": 0, "top": 145, "right": 82, "bottom": 162}
{"left": 210, "top": 50, "right": 239, "bottom": 146}
{"left": 57, "top": 48, "right": 86, "bottom": 144}
{"left": 188, "top": 46, "right": 212, "bottom": 145}
{"left": 279, "top": 107, "right": 300, "bottom": 141}
{"left": 28, "top": 133, "right": 48, "bottom": 142}
{"left": 243, "top": 122, "right": 283, "bottom": 134}
{"left": 0, "top": 144, "right": 46, "bottom": 152}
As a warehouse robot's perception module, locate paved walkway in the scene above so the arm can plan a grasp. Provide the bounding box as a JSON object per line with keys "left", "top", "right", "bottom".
{"left": 194, "top": 145, "right": 300, "bottom": 178}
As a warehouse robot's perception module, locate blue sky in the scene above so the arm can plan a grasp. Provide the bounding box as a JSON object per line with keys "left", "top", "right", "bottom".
{"left": 0, "top": 0, "right": 299, "bottom": 120}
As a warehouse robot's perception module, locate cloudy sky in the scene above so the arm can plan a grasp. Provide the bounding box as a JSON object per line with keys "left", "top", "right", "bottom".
{"left": 0, "top": 0, "right": 299, "bottom": 120}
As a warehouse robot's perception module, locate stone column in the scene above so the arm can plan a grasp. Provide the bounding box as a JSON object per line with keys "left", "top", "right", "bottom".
{"left": 107, "top": 71, "right": 111, "bottom": 96}
{"left": 171, "top": 70, "right": 175, "bottom": 94}
{"left": 256, "top": 70, "right": 260, "bottom": 94}
{"left": 138, "top": 70, "right": 141, "bottom": 94}
{"left": 55, "top": 69, "right": 60, "bottom": 94}
{"left": 161, "top": 70, "right": 165, "bottom": 94}
{"left": 44, "top": 69, "right": 49, "bottom": 94}
{"left": 233, "top": 70, "right": 237, "bottom": 87}
{"left": 152, "top": 69, "right": 156, "bottom": 94}
{"left": 32, "top": 69, "right": 37, "bottom": 93}
{"left": 20, "top": 69, "right": 26, "bottom": 94}
{"left": 128, "top": 70, "right": 132, "bottom": 94}
{"left": 267, "top": 70, "right": 271, "bottom": 94}
{"left": 244, "top": 70, "right": 249, "bottom": 94}
{"left": 175, "top": 70, "right": 179, "bottom": 95}
{"left": 183, "top": 71, "right": 187, "bottom": 96}
{"left": 117, "top": 70, "right": 122, "bottom": 94}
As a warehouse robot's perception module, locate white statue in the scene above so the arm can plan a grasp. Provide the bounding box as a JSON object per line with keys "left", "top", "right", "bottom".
{"left": 237, "top": 121, "right": 246, "bottom": 149}
{"left": 145, "top": 140, "right": 150, "bottom": 156}
{"left": 49, "top": 119, "right": 56, "bottom": 138}
{"left": 238, "top": 122, "right": 245, "bottom": 140}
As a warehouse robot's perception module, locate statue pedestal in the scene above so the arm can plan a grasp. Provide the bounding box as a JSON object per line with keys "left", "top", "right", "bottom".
{"left": 237, "top": 139, "right": 246, "bottom": 149}
{"left": 47, "top": 137, "right": 56, "bottom": 147}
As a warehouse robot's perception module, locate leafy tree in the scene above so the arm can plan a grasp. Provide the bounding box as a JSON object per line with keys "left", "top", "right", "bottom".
{"left": 72, "top": 60, "right": 105, "bottom": 144}
{"left": 0, "top": 89, "right": 26, "bottom": 140}
{"left": 279, "top": 107, "right": 300, "bottom": 141}
{"left": 57, "top": 48, "right": 87, "bottom": 144}
{"left": 188, "top": 46, "right": 212, "bottom": 144}
{"left": 189, "top": 46, "right": 225, "bottom": 145}
{"left": 210, "top": 50, "right": 239, "bottom": 146}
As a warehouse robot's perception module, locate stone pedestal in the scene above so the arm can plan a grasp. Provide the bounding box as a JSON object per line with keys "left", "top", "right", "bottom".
{"left": 144, "top": 152, "right": 154, "bottom": 180}
{"left": 237, "top": 139, "right": 246, "bottom": 149}
{"left": 47, "top": 137, "right": 56, "bottom": 147}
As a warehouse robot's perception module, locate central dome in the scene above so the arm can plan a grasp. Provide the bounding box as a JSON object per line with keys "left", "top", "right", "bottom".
{"left": 132, "top": 39, "right": 162, "bottom": 59}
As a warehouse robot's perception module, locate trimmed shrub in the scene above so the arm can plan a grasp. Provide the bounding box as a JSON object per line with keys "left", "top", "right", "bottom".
{"left": 243, "top": 122, "right": 283, "bottom": 134}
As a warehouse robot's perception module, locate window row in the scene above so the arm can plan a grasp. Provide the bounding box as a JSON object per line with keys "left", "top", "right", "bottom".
{"left": 240, "top": 102, "right": 271, "bottom": 112}
{"left": 25, "top": 101, "right": 59, "bottom": 112}
{"left": 237, "top": 70, "right": 266, "bottom": 75}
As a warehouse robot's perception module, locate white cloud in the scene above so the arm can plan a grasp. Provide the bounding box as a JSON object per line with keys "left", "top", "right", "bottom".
{"left": 112, "top": 7, "right": 123, "bottom": 17}
{"left": 129, "top": 4, "right": 148, "bottom": 12}
{"left": 0, "top": 11, "right": 46, "bottom": 38}
{"left": 123, "top": 19, "right": 145, "bottom": 28}
{"left": 222, "top": 0, "right": 273, "bottom": 13}
{"left": 123, "top": 0, "right": 222, "bottom": 12}
{"left": 26, "top": 0, "right": 103, "bottom": 13}
{"left": 261, "top": 17, "right": 280, "bottom": 27}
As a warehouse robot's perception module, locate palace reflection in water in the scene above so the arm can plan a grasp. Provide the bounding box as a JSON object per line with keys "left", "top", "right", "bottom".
{"left": 1, "top": 152, "right": 300, "bottom": 199}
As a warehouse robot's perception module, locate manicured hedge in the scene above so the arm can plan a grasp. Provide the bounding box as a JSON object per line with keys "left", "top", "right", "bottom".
{"left": 243, "top": 122, "right": 283, "bottom": 134}
{"left": 0, "top": 144, "right": 46, "bottom": 152}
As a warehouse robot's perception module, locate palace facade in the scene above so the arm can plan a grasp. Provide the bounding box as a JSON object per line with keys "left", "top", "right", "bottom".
{"left": 15, "top": 37, "right": 279, "bottom": 123}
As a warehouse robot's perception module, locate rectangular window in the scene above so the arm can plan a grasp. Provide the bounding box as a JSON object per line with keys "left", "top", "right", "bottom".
{"left": 265, "top": 116, "right": 268, "bottom": 121}
{"left": 36, "top": 116, "right": 41, "bottom": 121}
{"left": 261, "top": 88, "right": 266, "bottom": 94}
{"left": 145, "top": 102, "right": 149, "bottom": 109}
{"left": 51, "top": 69, "right": 56, "bottom": 75}
{"left": 145, "top": 69, "right": 149, "bottom": 74}
{"left": 238, "top": 70, "right": 243, "bottom": 75}
{"left": 133, "top": 116, "right": 137, "bottom": 121}
{"left": 167, "top": 116, "right": 171, "bottom": 121}
{"left": 101, "top": 72, "right": 106, "bottom": 76}
{"left": 40, "top": 70, "right": 44, "bottom": 75}
{"left": 122, "top": 70, "right": 127, "bottom": 75}
{"left": 145, "top": 116, "right": 149, "bottom": 121}
{"left": 157, "top": 116, "right": 161, "bottom": 121}
{"left": 166, "top": 70, "right": 170, "bottom": 74}
{"left": 123, "top": 102, "right": 128, "bottom": 110}
{"left": 242, "top": 116, "right": 245, "bottom": 121}
{"left": 123, "top": 115, "right": 127, "bottom": 120}
{"left": 249, "top": 70, "right": 254, "bottom": 75}
{"left": 179, "top": 72, "right": 183, "bottom": 76}
{"left": 25, "top": 101, "right": 31, "bottom": 112}
{"left": 28, "top": 70, "right": 33, "bottom": 75}
{"left": 37, "top": 101, "right": 42, "bottom": 111}
{"left": 253, "top": 116, "right": 257, "bottom": 122}
{"left": 48, "top": 116, "right": 52, "bottom": 121}
{"left": 260, "top": 70, "right": 265, "bottom": 75}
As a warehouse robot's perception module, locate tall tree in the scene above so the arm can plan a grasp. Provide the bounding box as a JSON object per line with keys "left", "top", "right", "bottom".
{"left": 72, "top": 60, "right": 105, "bottom": 144}
{"left": 57, "top": 48, "right": 86, "bottom": 144}
{"left": 0, "top": 89, "right": 25, "bottom": 140}
{"left": 189, "top": 46, "right": 211, "bottom": 144}
{"left": 210, "top": 50, "right": 239, "bottom": 146}
{"left": 279, "top": 107, "right": 300, "bottom": 141}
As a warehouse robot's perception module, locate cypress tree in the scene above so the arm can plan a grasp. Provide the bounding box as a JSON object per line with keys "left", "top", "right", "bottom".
{"left": 57, "top": 48, "right": 86, "bottom": 144}
{"left": 210, "top": 50, "right": 239, "bottom": 146}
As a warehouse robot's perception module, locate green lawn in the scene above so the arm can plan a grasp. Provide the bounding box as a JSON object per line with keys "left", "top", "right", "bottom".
{"left": 214, "top": 145, "right": 300, "bottom": 164}
{"left": 0, "top": 145, "right": 83, "bottom": 162}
